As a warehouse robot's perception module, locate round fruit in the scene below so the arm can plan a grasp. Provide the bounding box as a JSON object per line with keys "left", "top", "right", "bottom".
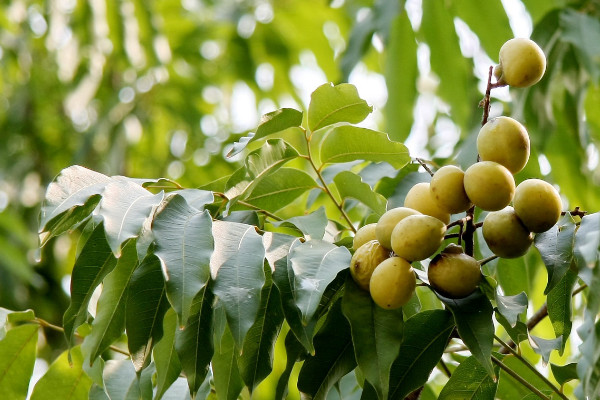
{"left": 428, "top": 244, "right": 481, "bottom": 298}
{"left": 463, "top": 161, "right": 515, "bottom": 211}
{"left": 369, "top": 257, "right": 416, "bottom": 309}
{"left": 404, "top": 182, "right": 451, "bottom": 224}
{"left": 430, "top": 165, "right": 472, "bottom": 214}
{"left": 513, "top": 179, "right": 562, "bottom": 233}
{"left": 353, "top": 223, "right": 377, "bottom": 251}
{"left": 375, "top": 207, "right": 421, "bottom": 250}
{"left": 391, "top": 214, "right": 447, "bottom": 261}
{"left": 495, "top": 38, "right": 546, "bottom": 88}
{"left": 477, "top": 116, "right": 530, "bottom": 174}
{"left": 350, "top": 240, "right": 390, "bottom": 291}
{"left": 483, "top": 206, "right": 533, "bottom": 258}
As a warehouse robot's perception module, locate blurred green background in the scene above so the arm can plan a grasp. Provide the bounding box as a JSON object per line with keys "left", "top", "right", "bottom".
{"left": 0, "top": 0, "right": 599, "bottom": 398}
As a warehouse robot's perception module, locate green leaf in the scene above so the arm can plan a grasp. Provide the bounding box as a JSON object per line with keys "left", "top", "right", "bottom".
{"left": 228, "top": 108, "right": 304, "bottom": 157}
{"left": 439, "top": 290, "right": 495, "bottom": 378}
{"left": 0, "top": 308, "right": 35, "bottom": 341}
{"left": 30, "top": 346, "right": 92, "bottom": 400}
{"left": 63, "top": 223, "right": 117, "bottom": 348}
{"left": 388, "top": 310, "right": 455, "bottom": 400}
{"left": 342, "top": 277, "right": 404, "bottom": 400}
{"left": 534, "top": 215, "right": 576, "bottom": 294}
{"left": 82, "top": 239, "right": 139, "bottom": 363}
{"left": 288, "top": 239, "right": 351, "bottom": 324}
{"left": 212, "top": 326, "right": 244, "bottom": 400}
{"left": 0, "top": 324, "right": 38, "bottom": 400}
{"left": 307, "top": 83, "right": 373, "bottom": 132}
{"left": 242, "top": 167, "right": 318, "bottom": 212}
{"left": 438, "top": 355, "right": 500, "bottom": 400}
{"left": 101, "top": 359, "right": 141, "bottom": 400}
{"left": 576, "top": 318, "right": 600, "bottom": 399}
{"left": 238, "top": 267, "right": 284, "bottom": 392}
{"left": 574, "top": 212, "right": 600, "bottom": 288}
{"left": 529, "top": 335, "right": 562, "bottom": 365}
{"left": 333, "top": 170, "right": 387, "bottom": 216}
{"left": 97, "top": 179, "right": 164, "bottom": 254}
{"left": 175, "top": 284, "right": 215, "bottom": 396}
{"left": 126, "top": 254, "right": 170, "bottom": 372}
{"left": 153, "top": 308, "right": 182, "bottom": 400}
{"left": 550, "top": 362, "right": 578, "bottom": 386}
{"left": 320, "top": 125, "right": 410, "bottom": 168}
{"left": 385, "top": 10, "right": 418, "bottom": 142}
{"left": 495, "top": 312, "right": 528, "bottom": 346}
{"left": 275, "top": 331, "right": 308, "bottom": 400}
{"left": 547, "top": 268, "right": 577, "bottom": 354}
{"left": 297, "top": 300, "right": 356, "bottom": 400}
{"left": 560, "top": 9, "right": 600, "bottom": 80}
{"left": 271, "top": 207, "right": 328, "bottom": 240}
{"left": 153, "top": 194, "right": 213, "bottom": 327}
{"left": 495, "top": 291, "right": 528, "bottom": 327}
{"left": 212, "top": 221, "right": 266, "bottom": 349}
{"left": 496, "top": 354, "right": 558, "bottom": 399}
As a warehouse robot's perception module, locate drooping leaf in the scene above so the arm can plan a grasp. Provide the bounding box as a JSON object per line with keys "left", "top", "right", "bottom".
{"left": 495, "top": 291, "right": 528, "bottom": 327}
{"left": 550, "top": 362, "right": 579, "bottom": 386}
{"left": 307, "top": 83, "right": 373, "bottom": 132}
{"left": 160, "top": 377, "right": 195, "bottom": 400}
{"left": 574, "top": 212, "right": 600, "bottom": 287}
{"left": 342, "top": 276, "right": 403, "bottom": 400}
{"left": 494, "top": 312, "right": 528, "bottom": 346}
{"left": 0, "top": 324, "right": 38, "bottom": 400}
{"left": 271, "top": 207, "right": 328, "bottom": 240}
{"left": 547, "top": 268, "right": 577, "bottom": 353}
{"left": 288, "top": 239, "right": 351, "bottom": 324}
{"left": 126, "top": 254, "right": 170, "bottom": 372}
{"left": 211, "top": 220, "right": 266, "bottom": 349}
{"left": 101, "top": 359, "right": 141, "bottom": 400}
{"left": 534, "top": 216, "right": 576, "bottom": 294}
{"left": 82, "top": 239, "right": 139, "bottom": 364}
{"left": 439, "top": 290, "right": 495, "bottom": 378}
{"left": 297, "top": 300, "right": 356, "bottom": 400}
{"left": 388, "top": 310, "right": 454, "bottom": 400}
{"left": 153, "top": 194, "right": 213, "bottom": 327}
{"left": 560, "top": 9, "right": 600, "bottom": 80}
{"left": 528, "top": 334, "right": 562, "bottom": 365}
{"left": 212, "top": 326, "right": 244, "bottom": 400}
{"left": 333, "top": 170, "right": 387, "bottom": 216}
{"left": 275, "top": 331, "right": 308, "bottom": 400}
{"left": 438, "top": 355, "right": 500, "bottom": 400}
{"left": 153, "top": 308, "right": 182, "bottom": 400}
{"left": 238, "top": 267, "right": 284, "bottom": 392}
{"left": 172, "top": 189, "right": 214, "bottom": 211}
{"left": 30, "top": 346, "right": 93, "bottom": 400}
{"left": 175, "top": 284, "right": 215, "bottom": 397}
{"left": 320, "top": 125, "right": 410, "bottom": 168}
{"left": 63, "top": 223, "right": 117, "bottom": 348}
{"left": 96, "top": 179, "right": 164, "bottom": 254}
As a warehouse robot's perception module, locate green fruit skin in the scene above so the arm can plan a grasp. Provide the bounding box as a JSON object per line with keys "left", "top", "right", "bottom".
{"left": 369, "top": 257, "right": 416, "bottom": 309}
{"left": 404, "top": 182, "right": 451, "bottom": 224}
{"left": 483, "top": 206, "right": 533, "bottom": 258}
{"left": 430, "top": 165, "right": 472, "bottom": 214}
{"left": 477, "top": 116, "right": 530, "bottom": 174}
{"left": 353, "top": 223, "right": 378, "bottom": 251}
{"left": 498, "top": 38, "right": 546, "bottom": 88}
{"left": 428, "top": 247, "right": 481, "bottom": 298}
{"left": 375, "top": 207, "right": 421, "bottom": 250}
{"left": 513, "top": 179, "right": 562, "bottom": 233}
{"left": 350, "top": 240, "right": 390, "bottom": 291}
{"left": 391, "top": 214, "right": 447, "bottom": 262}
{"left": 464, "top": 161, "right": 515, "bottom": 211}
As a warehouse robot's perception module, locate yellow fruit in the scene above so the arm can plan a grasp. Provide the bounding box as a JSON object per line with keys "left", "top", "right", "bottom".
{"left": 404, "top": 182, "right": 451, "bottom": 224}
{"left": 483, "top": 206, "right": 533, "bottom": 258}
{"left": 428, "top": 244, "right": 481, "bottom": 298}
{"left": 391, "top": 214, "right": 446, "bottom": 262}
{"left": 513, "top": 179, "right": 562, "bottom": 233}
{"left": 496, "top": 38, "right": 546, "bottom": 88}
{"left": 369, "top": 257, "right": 416, "bottom": 309}
{"left": 350, "top": 240, "right": 390, "bottom": 291}
{"left": 464, "top": 161, "right": 515, "bottom": 211}
{"left": 477, "top": 116, "right": 530, "bottom": 174}
{"left": 353, "top": 223, "right": 378, "bottom": 251}
{"left": 430, "top": 165, "right": 472, "bottom": 214}
{"left": 375, "top": 207, "right": 421, "bottom": 250}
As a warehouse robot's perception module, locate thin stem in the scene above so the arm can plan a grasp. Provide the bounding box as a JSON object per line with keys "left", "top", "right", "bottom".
{"left": 237, "top": 200, "right": 283, "bottom": 221}
{"left": 415, "top": 158, "right": 435, "bottom": 177}
{"left": 491, "top": 355, "right": 551, "bottom": 400}
{"left": 479, "top": 255, "right": 498, "bottom": 266}
{"left": 438, "top": 359, "right": 452, "bottom": 378}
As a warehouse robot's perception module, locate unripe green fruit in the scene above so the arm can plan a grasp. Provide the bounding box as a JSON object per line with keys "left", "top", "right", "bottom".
{"left": 391, "top": 214, "right": 447, "bottom": 262}
{"left": 353, "top": 223, "right": 377, "bottom": 251}
{"left": 464, "top": 161, "right": 515, "bottom": 211}
{"left": 496, "top": 38, "right": 546, "bottom": 88}
{"left": 430, "top": 165, "right": 472, "bottom": 214}
{"left": 350, "top": 240, "right": 390, "bottom": 291}
{"left": 477, "top": 116, "right": 530, "bottom": 174}
{"left": 483, "top": 206, "right": 533, "bottom": 258}
{"left": 513, "top": 179, "right": 562, "bottom": 233}
{"left": 369, "top": 257, "right": 416, "bottom": 309}
{"left": 404, "top": 182, "right": 451, "bottom": 224}
{"left": 375, "top": 207, "right": 421, "bottom": 250}
{"left": 428, "top": 244, "right": 481, "bottom": 298}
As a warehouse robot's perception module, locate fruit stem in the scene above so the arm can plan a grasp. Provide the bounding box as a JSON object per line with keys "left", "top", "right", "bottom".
{"left": 415, "top": 158, "right": 435, "bottom": 176}
{"left": 479, "top": 255, "right": 498, "bottom": 266}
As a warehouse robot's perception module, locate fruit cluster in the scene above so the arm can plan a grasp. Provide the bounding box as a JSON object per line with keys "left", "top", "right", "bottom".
{"left": 349, "top": 38, "right": 560, "bottom": 308}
